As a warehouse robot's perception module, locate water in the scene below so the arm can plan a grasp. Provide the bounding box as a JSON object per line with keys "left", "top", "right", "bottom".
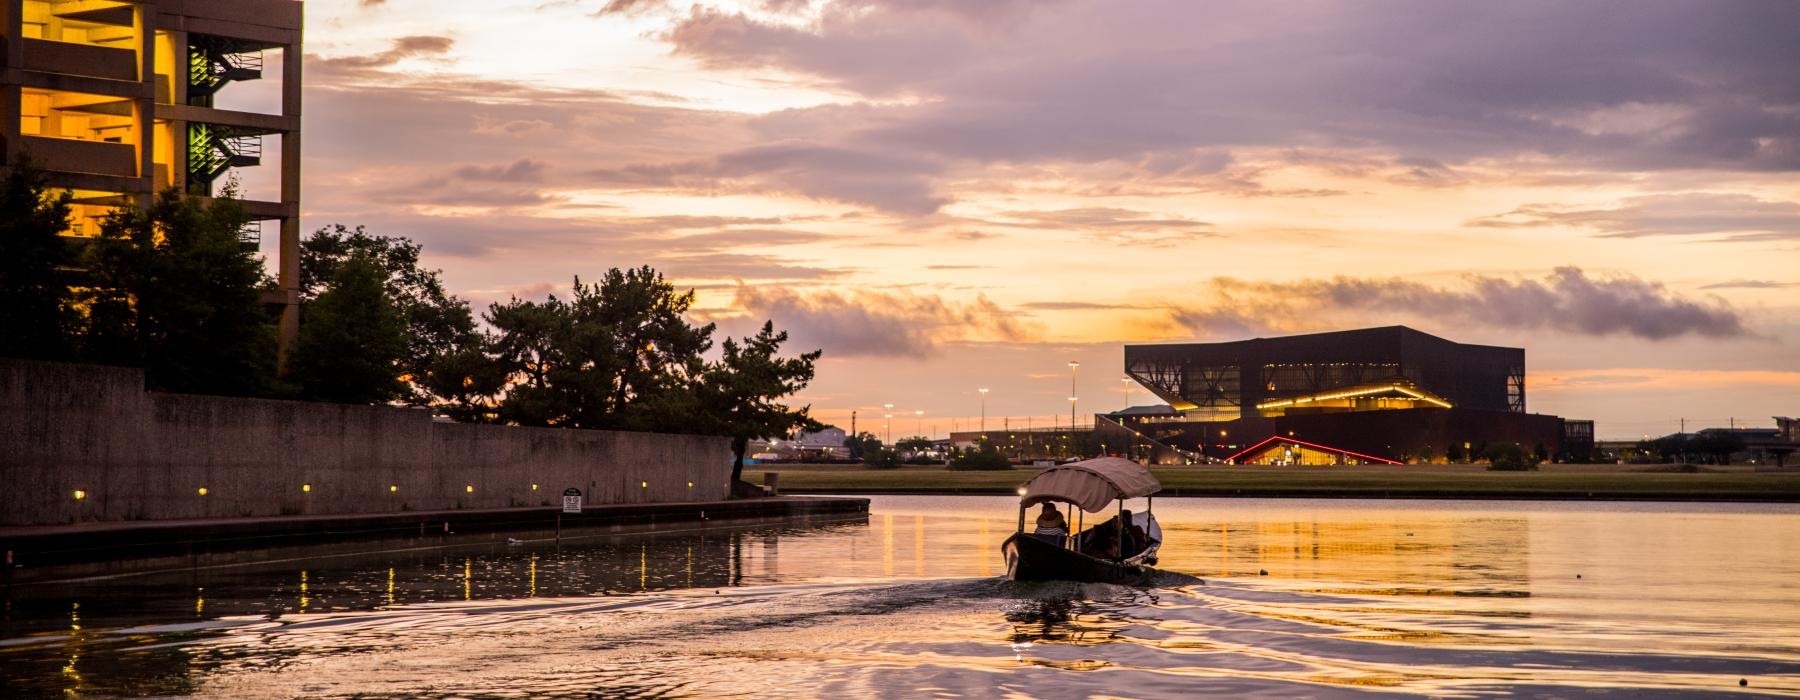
{"left": 4, "top": 496, "right": 1799, "bottom": 698}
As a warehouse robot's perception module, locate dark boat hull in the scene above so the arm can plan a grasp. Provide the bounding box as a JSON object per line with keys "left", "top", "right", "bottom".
{"left": 1003, "top": 532, "right": 1157, "bottom": 586}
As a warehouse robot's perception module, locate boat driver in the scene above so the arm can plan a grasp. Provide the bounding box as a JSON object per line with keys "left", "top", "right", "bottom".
{"left": 1033, "top": 503, "right": 1069, "bottom": 544}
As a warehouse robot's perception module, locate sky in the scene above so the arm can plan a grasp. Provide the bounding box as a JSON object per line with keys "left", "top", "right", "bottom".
{"left": 253, "top": 0, "right": 1798, "bottom": 439}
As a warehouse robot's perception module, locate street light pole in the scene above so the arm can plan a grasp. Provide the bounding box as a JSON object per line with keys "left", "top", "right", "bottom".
{"left": 915, "top": 409, "right": 923, "bottom": 439}
{"left": 1122, "top": 376, "right": 1131, "bottom": 409}
{"left": 1069, "top": 360, "right": 1080, "bottom": 431}
{"left": 883, "top": 404, "right": 893, "bottom": 446}
{"left": 978, "top": 389, "right": 988, "bottom": 437}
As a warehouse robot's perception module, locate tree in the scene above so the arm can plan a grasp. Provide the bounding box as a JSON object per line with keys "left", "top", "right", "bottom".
{"left": 843, "top": 431, "right": 881, "bottom": 460}
{"left": 0, "top": 157, "right": 77, "bottom": 360}
{"left": 486, "top": 268, "right": 718, "bottom": 430}
{"left": 1482, "top": 443, "right": 1539, "bottom": 471}
{"left": 696, "top": 320, "right": 823, "bottom": 485}
{"left": 895, "top": 436, "right": 935, "bottom": 453}
{"left": 301, "top": 225, "right": 478, "bottom": 402}
{"left": 83, "top": 189, "right": 277, "bottom": 396}
{"left": 415, "top": 335, "right": 508, "bottom": 422}
{"left": 288, "top": 253, "right": 409, "bottom": 403}
{"left": 950, "top": 446, "right": 1014, "bottom": 471}
{"left": 862, "top": 447, "right": 902, "bottom": 470}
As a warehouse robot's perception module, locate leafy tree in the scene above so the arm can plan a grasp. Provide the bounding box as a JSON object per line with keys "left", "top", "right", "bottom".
{"left": 843, "top": 431, "right": 882, "bottom": 460}
{"left": 487, "top": 267, "right": 715, "bottom": 430}
{"left": 83, "top": 190, "right": 276, "bottom": 396}
{"left": 415, "top": 335, "right": 508, "bottom": 422}
{"left": 301, "top": 225, "right": 478, "bottom": 402}
{"left": 288, "top": 253, "right": 409, "bottom": 403}
{"left": 1482, "top": 443, "right": 1539, "bottom": 471}
{"left": 895, "top": 436, "right": 935, "bottom": 453}
{"left": 862, "top": 447, "right": 903, "bottom": 470}
{"left": 950, "top": 446, "right": 1014, "bottom": 471}
{"left": 695, "top": 321, "right": 823, "bottom": 485}
{"left": 0, "top": 157, "right": 77, "bottom": 360}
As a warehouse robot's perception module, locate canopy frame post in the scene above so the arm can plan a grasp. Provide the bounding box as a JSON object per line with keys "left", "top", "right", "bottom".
{"left": 1115, "top": 498, "right": 1125, "bottom": 562}
{"left": 1017, "top": 503, "right": 1026, "bottom": 533}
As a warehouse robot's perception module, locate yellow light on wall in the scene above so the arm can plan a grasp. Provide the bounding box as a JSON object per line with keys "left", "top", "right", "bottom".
{"left": 640, "top": 481, "right": 648, "bottom": 489}
{"left": 465, "top": 484, "right": 474, "bottom": 493}
{"left": 73, "top": 489, "right": 86, "bottom": 500}
{"left": 389, "top": 485, "right": 398, "bottom": 493}
{"left": 531, "top": 483, "right": 539, "bottom": 491}
{"left": 302, "top": 483, "right": 312, "bottom": 493}
{"left": 687, "top": 481, "right": 693, "bottom": 488}
{"left": 197, "top": 487, "right": 208, "bottom": 496}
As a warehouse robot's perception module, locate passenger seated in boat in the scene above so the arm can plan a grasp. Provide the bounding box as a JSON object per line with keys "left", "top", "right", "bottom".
{"left": 1032, "top": 503, "right": 1068, "bottom": 544}
{"left": 1080, "top": 518, "right": 1122, "bottom": 559}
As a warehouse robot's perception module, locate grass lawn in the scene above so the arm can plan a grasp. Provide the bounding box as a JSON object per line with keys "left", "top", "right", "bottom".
{"left": 744, "top": 464, "right": 1800, "bottom": 501}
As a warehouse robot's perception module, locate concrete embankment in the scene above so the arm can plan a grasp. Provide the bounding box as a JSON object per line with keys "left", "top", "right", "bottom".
{"left": 1, "top": 359, "right": 732, "bottom": 526}
{"left": 0, "top": 496, "right": 869, "bottom": 584}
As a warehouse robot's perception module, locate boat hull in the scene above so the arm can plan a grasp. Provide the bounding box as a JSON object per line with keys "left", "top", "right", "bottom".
{"left": 1003, "top": 532, "right": 1157, "bottom": 586}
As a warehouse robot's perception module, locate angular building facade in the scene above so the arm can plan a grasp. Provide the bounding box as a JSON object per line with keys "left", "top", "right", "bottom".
{"left": 1108, "top": 327, "right": 1579, "bottom": 464}
{"left": 1, "top": 0, "right": 302, "bottom": 356}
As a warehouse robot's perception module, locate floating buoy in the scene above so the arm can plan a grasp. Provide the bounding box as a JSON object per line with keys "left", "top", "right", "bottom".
{"left": 1259, "top": 569, "right": 1269, "bottom": 576}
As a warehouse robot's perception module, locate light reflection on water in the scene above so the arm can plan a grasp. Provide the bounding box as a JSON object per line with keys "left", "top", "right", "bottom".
{"left": 2, "top": 496, "right": 1798, "bottom": 698}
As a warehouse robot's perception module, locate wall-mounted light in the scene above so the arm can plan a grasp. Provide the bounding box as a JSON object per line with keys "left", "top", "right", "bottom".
{"left": 73, "top": 489, "right": 86, "bottom": 500}
{"left": 686, "top": 481, "right": 693, "bottom": 488}
{"left": 465, "top": 484, "right": 474, "bottom": 493}
{"left": 640, "top": 481, "right": 648, "bottom": 489}
{"left": 302, "top": 483, "right": 312, "bottom": 493}
{"left": 389, "top": 485, "right": 398, "bottom": 493}
{"left": 197, "top": 487, "right": 208, "bottom": 496}
{"left": 531, "top": 483, "right": 540, "bottom": 491}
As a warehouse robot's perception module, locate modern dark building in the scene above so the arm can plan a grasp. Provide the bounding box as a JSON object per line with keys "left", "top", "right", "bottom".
{"left": 1104, "top": 326, "right": 1582, "bottom": 464}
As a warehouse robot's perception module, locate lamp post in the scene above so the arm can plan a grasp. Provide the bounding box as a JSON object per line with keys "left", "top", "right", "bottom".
{"left": 883, "top": 404, "right": 893, "bottom": 446}
{"left": 1068, "top": 360, "right": 1080, "bottom": 431}
{"left": 978, "top": 388, "right": 988, "bottom": 437}
{"left": 915, "top": 409, "right": 924, "bottom": 439}
{"left": 1122, "top": 376, "right": 1131, "bottom": 409}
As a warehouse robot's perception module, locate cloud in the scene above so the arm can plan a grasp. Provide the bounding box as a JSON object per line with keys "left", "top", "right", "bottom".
{"left": 1170, "top": 267, "right": 1749, "bottom": 341}
{"left": 987, "top": 207, "right": 1214, "bottom": 245}
{"left": 662, "top": 1, "right": 1800, "bottom": 181}
{"left": 1700, "top": 279, "right": 1800, "bottom": 290}
{"left": 1468, "top": 193, "right": 1800, "bottom": 241}
{"left": 313, "top": 35, "right": 455, "bottom": 71}
{"left": 730, "top": 285, "right": 1037, "bottom": 357}
{"left": 453, "top": 159, "right": 547, "bottom": 182}
{"left": 589, "top": 142, "right": 947, "bottom": 213}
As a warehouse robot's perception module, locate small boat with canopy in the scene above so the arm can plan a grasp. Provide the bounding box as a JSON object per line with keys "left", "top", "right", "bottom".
{"left": 1002, "top": 457, "right": 1164, "bottom": 585}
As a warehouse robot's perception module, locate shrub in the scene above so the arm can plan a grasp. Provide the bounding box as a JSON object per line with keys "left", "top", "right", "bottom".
{"left": 862, "top": 448, "right": 902, "bottom": 470}
{"left": 949, "top": 448, "right": 1014, "bottom": 471}
{"left": 1483, "top": 443, "right": 1540, "bottom": 471}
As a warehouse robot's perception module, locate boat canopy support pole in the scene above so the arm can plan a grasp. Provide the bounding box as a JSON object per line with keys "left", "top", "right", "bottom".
{"left": 1017, "top": 504, "right": 1026, "bottom": 533}
{"left": 1116, "top": 498, "right": 1125, "bottom": 562}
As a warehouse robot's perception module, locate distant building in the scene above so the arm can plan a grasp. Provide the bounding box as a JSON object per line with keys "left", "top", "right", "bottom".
{"left": 2, "top": 0, "right": 304, "bottom": 359}
{"left": 1109, "top": 326, "right": 1583, "bottom": 464}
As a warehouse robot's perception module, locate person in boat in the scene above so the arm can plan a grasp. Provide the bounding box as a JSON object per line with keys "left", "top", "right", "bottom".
{"left": 1033, "top": 503, "right": 1068, "bottom": 544}
{"left": 1080, "top": 518, "right": 1121, "bottom": 559}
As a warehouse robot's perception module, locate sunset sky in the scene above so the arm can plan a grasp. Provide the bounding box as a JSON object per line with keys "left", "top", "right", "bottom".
{"left": 251, "top": 0, "right": 1797, "bottom": 439}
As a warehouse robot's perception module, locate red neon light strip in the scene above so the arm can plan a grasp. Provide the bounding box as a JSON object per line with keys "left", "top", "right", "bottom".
{"left": 1222, "top": 435, "right": 1403, "bottom": 465}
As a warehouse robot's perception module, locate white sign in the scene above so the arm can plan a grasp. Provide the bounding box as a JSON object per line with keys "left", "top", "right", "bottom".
{"left": 562, "top": 487, "right": 583, "bottom": 514}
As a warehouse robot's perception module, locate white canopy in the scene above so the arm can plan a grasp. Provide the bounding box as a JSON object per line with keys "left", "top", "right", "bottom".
{"left": 1018, "top": 457, "right": 1161, "bottom": 513}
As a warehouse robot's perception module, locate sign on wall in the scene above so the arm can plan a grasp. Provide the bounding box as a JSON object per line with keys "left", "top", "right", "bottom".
{"left": 562, "top": 487, "right": 583, "bottom": 514}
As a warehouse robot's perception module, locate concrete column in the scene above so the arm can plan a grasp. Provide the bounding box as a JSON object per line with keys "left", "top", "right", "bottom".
{"left": 135, "top": 4, "right": 153, "bottom": 206}
{"left": 276, "top": 25, "right": 302, "bottom": 372}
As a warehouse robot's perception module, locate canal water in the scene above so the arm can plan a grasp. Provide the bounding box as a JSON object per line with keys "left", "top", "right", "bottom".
{"left": 3, "top": 496, "right": 1798, "bottom": 698}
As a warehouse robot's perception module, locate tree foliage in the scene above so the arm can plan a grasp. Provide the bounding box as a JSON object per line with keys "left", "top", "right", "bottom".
{"left": 0, "top": 158, "right": 77, "bottom": 360}
{"left": 301, "top": 225, "right": 478, "bottom": 403}
{"left": 289, "top": 253, "right": 409, "bottom": 403}
{"left": 83, "top": 190, "right": 276, "bottom": 396}
{"left": 843, "top": 431, "right": 882, "bottom": 460}
{"left": 861, "top": 447, "right": 903, "bottom": 470}
{"left": 696, "top": 321, "right": 823, "bottom": 483}
{"left": 895, "top": 436, "right": 935, "bottom": 452}
{"left": 1481, "top": 443, "right": 1540, "bottom": 471}
{"left": 950, "top": 446, "right": 1014, "bottom": 471}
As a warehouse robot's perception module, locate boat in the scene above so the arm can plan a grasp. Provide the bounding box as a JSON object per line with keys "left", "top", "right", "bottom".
{"left": 1002, "top": 456, "right": 1165, "bottom": 585}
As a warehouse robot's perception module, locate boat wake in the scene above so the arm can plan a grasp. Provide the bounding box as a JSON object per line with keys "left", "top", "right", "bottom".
{"left": 10, "top": 574, "right": 1795, "bottom": 698}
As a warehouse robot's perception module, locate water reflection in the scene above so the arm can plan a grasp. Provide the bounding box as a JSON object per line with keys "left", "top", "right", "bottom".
{"left": 2, "top": 497, "right": 1798, "bottom": 698}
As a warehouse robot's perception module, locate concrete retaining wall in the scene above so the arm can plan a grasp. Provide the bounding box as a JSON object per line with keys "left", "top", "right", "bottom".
{"left": 0, "top": 359, "right": 732, "bottom": 525}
